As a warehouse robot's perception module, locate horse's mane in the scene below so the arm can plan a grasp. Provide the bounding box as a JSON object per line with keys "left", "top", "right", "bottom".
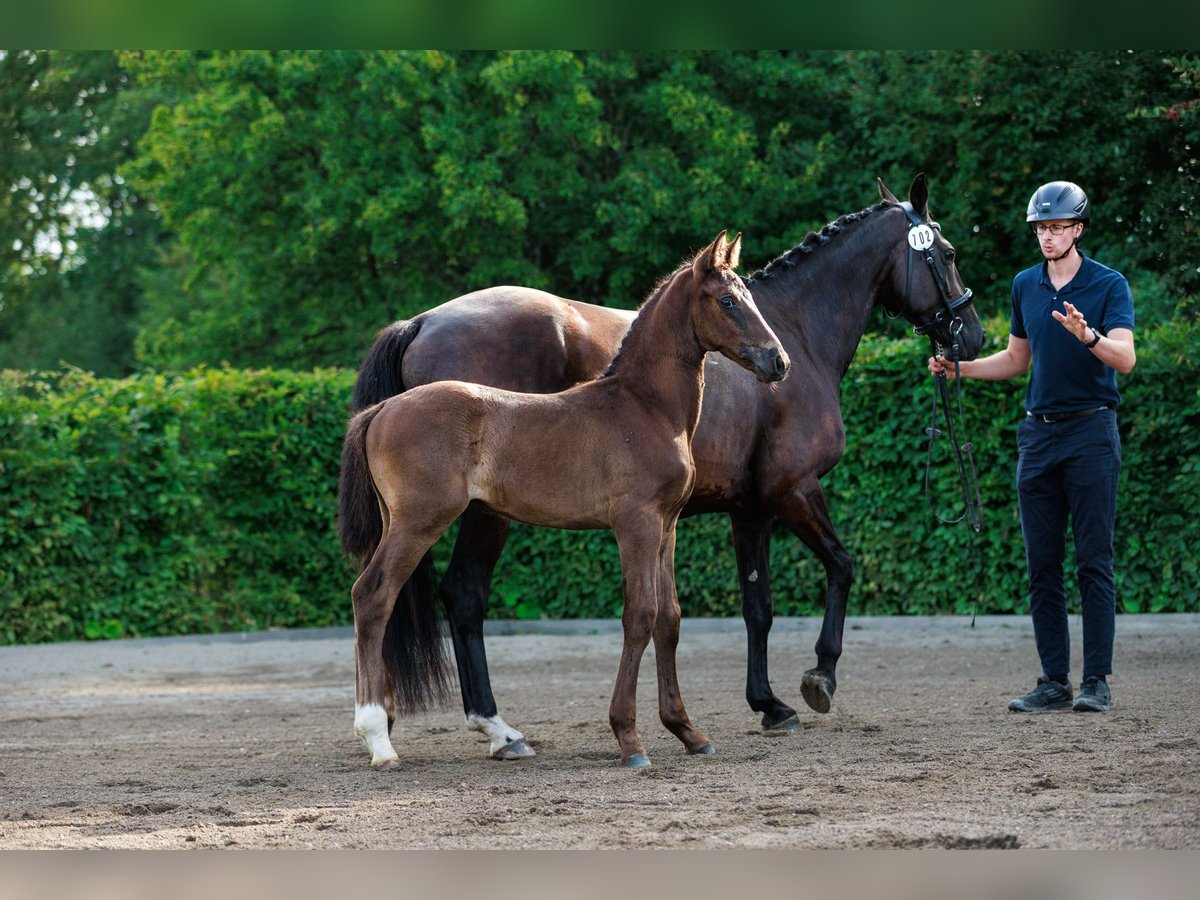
{"left": 746, "top": 201, "right": 891, "bottom": 284}
{"left": 600, "top": 260, "right": 693, "bottom": 379}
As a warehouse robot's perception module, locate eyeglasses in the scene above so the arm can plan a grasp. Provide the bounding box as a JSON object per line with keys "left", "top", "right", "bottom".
{"left": 1032, "top": 223, "right": 1076, "bottom": 236}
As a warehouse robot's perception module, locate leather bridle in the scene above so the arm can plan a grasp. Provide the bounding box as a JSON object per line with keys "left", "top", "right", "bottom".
{"left": 892, "top": 201, "right": 984, "bottom": 534}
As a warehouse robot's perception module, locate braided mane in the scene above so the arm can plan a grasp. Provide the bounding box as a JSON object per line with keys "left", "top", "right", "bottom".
{"left": 746, "top": 201, "right": 891, "bottom": 284}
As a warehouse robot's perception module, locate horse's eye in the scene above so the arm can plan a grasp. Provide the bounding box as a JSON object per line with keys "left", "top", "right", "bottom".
{"left": 943, "top": 248, "right": 956, "bottom": 263}
{"left": 719, "top": 295, "right": 737, "bottom": 309}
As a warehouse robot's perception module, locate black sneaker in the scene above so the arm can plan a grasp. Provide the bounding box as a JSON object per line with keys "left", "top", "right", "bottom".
{"left": 1073, "top": 677, "right": 1112, "bottom": 712}
{"left": 1007, "top": 677, "right": 1073, "bottom": 712}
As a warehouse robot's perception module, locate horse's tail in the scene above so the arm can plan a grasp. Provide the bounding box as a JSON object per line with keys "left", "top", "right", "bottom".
{"left": 340, "top": 319, "right": 422, "bottom": 561}
{"left": 337, "top": 401, "right": 452, "bottom": 715}
{"left": 351, "top": 319, "right": 422, "bottom": 412}
{"left": 338, "top": 402, "right": 388, "bottom": 567}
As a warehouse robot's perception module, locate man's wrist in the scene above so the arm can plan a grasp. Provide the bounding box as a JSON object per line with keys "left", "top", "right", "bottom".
{"left": 1085, "top": 327, "right": 1102, "bottom": 348}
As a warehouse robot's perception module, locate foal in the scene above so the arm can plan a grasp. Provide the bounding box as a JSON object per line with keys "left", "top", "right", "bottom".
{"left": 340, "top": 231, "right": 789, "bottom": 769}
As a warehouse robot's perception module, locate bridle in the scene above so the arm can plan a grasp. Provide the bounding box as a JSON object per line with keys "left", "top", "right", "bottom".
{"left": 896, "top": 201, "right": 975, "bottom": 341}
{"left": 892, "top": 201, "right": 984, "bottom": 534}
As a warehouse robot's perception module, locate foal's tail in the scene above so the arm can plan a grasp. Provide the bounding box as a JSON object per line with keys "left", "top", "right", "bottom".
{"left": 337, "top": 402, "right": 388, "bottom": 568}
{"left": 340, "top": 319, "right": 421, "bottom": 561}
{"left": 337, "top": 401, "right": 452, "bottom": 714}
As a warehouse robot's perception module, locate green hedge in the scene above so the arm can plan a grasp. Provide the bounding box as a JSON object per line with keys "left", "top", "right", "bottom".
{"left": 1, "top": 368, "right": 356, "bottom": 643}
{"left": 3, "top": 324, "right": 1197, "bottom": 643}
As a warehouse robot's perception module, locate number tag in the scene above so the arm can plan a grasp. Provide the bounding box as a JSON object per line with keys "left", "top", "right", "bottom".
{"left": 907, "top": 224, "right": 935, "bottom": 252}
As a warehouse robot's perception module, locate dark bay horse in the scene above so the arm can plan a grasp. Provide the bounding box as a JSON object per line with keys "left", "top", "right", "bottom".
{"left": 343, "top": 174, "right": 985, "bottom": 760}
{"left": 340, "top": 232, "right": 789, "bottom": 768}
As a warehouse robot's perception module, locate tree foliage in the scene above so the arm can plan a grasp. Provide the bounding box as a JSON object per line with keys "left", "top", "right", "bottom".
{"left": 3, "top": 50, "right": 1196, "bottom": 374}
{"left": 0, "top": 50, "right": 166, "bottom": 374}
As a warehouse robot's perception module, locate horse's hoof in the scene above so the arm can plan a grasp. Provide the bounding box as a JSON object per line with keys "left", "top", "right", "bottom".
{"left": 623, "top": 752, "right": 651, "bottom": 770}
{"left": 762, "top": 711, "right": 799, "bottom": 733}
{"left": 372, "top": 758, "right": 400, "bottom": 771}
{"left": 689, "top": 742, "right": 716, "bottom": 756}
{"left": 492, "top": 738, "right": 536, "bottom": 760}
{"left": 801, "top": 670, "right": 834, "bottom": 714}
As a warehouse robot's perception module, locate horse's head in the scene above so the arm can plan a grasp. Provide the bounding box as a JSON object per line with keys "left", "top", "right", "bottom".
{"left": 690, "top": 231, "right": 790, "bottom": 383}
{"left": 878, "top": 174, "right": 985, "bottom": 361}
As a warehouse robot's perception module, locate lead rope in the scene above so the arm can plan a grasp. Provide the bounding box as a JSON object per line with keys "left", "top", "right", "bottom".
{"left": 923, "top": 324, "right": 985, "bottom": 624}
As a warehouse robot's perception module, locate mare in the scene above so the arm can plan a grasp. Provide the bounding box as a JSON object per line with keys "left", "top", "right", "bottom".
{"left": 339, "top": 232, "right": 789, "bottom": 768}
{"left": 343, "top": 174, "right": 985, "bottom": 761}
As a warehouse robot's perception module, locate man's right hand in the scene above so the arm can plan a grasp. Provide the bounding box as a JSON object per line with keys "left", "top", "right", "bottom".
{"left": 928, "top": 354, "right": 956, "bottom": 379}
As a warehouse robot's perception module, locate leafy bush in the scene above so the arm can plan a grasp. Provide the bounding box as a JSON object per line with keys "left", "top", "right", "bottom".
{"left": 2, "top": 327, "right": 1196, "bottom": 645}
{"left": 1, "top": 367, "right": 355, "bottom": 644}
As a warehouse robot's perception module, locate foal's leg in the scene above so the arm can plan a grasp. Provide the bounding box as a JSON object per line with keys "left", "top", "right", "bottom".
{"left": 608, "top": 512, "right": 665, "bottom": 769}
{"left": 652, "top": 521, "right": 714, "bottom": 755}
{"left": 729, "top": 513, "right": 799, "bottom": 730}
{"left": 352, "top": 527, "right": 442, "bottom": 769}
{"left": 774, "top": 481, "right": 853, "bottom": 714}
{"left": 441, "top": 505, "right": 533, "bottom": 760}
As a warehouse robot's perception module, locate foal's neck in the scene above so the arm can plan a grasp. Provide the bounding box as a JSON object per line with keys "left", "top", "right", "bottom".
{"left": 607, "top": 278, "right": 708, "bottom": 436}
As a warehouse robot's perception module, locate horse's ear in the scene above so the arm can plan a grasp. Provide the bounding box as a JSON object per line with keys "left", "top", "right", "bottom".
{"left": 877, "top": 177, "right": 900, "bottom": 204}
{"left": 909, "top": 173, "right": 929, "bottom": 220}
{"left": 727, "top": 231, "right": 743, "bottom": 270}
{"left": 694, "top": 230, "right": 727, "bottom": 277}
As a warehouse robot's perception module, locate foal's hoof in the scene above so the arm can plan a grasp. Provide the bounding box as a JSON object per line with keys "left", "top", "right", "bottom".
{"left": 492, "top": 738, "right": 536, "bottom": 761}
{"left": 761, "top": 711, "right": 799, "bottom": 733}
{"left": 623, "top": 752, "right": 651, "bottom": 770}
{"left": 801, "top": 670, "right": 834, "bottom": 714}
{"left": 689, "top": 742, "right": 716, "bottom": 756}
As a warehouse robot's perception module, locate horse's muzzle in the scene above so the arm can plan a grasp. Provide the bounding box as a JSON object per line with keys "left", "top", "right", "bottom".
{"left": 747, "top": 345, "right": 790, "bottom": 383}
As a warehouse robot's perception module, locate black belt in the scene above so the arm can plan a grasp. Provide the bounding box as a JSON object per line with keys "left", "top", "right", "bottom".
{"left": 1027, "top": 406, "right": 1110, "bottom": 424}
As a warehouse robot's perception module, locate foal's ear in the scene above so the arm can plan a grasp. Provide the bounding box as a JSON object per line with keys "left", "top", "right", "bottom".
{"left": 909, "top": 172, "right": 929, "bottom": 220}
{"left": 695, "top": 230, "right": 728, "bottom": 277}
{"left": 877, "top": 177, "right": 900, "bottom": 204}
{"left": 727, "top": 231, "right": 743, "bottom": 270}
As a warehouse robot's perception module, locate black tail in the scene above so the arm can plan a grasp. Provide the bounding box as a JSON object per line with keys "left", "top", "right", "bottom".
{"left": 384, "top": 552, "right": 452, "bottom": 715}
{"left": 338, "top": 403, "right": 387, "bottom": 567}
{"left": 339, "top": 320, "right": 423, "bottom": 562}
{"left": 351, "top": 319, "right": 423, "bottom": 413}
{"left": 338, "top": 402, "right": 452, "bottom": 714}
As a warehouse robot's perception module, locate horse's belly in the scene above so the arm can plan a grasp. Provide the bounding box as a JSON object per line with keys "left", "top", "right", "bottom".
{"left": 686, "top": 429, "right": 754, "bottom": 510}
{"left": 467, "top": 454, "right": 612, "bottom": 531}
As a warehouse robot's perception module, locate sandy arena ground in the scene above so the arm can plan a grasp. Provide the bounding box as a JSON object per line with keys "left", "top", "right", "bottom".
{"left": 1, "top": 615, "right": 1197, "bottom": 850}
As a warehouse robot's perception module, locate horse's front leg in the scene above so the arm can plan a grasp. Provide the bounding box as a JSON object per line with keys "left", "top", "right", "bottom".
{"left": 729, "top": 513, "right": 799, "bottom": 731}
{"left": 774, "top": 482, "right": 853, "bottom": 714}
{"left": 441, "top": 505, "right": 533, "bottom": 760}
{"left": 653, "top": 519, "right": 713, "bottom": 755}
{"left": 608, "top": 512, "right": 664, "bottom": 769}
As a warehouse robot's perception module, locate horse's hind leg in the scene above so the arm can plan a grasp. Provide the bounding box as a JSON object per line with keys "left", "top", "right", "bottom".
{"left": 730, "top": 513, "right": 799, "bottom": 731}
{"left": 775, "top": 482, "right": 853, "bottom": 714}
{"left": 652, "top": 521, "right": 713, "bottom": 756}
{"left": 441, "top": 505, "right": 533, "bottom": 760}
{"left": 352, "top": 527, "right": 441, "bottom": 769}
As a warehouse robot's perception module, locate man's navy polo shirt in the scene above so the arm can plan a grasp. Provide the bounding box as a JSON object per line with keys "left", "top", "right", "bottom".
{"left": 1010, "top": 252, "right": 1135, "bottom": 415}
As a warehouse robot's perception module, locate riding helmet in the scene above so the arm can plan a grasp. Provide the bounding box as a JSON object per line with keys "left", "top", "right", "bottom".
{"left": 1026, "top": 181, "right": 1090, "bottom": 223}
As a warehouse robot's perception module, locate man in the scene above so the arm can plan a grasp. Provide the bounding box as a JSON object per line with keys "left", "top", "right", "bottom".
{"left": 929, "top": 180, "right": 1136, "bottom": 713}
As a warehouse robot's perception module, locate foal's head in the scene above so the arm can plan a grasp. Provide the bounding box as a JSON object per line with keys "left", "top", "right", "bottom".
{"left": 689, "top": 231, "right": 790, "bottom": 383}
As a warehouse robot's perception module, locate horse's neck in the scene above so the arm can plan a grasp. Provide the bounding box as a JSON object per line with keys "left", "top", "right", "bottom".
{"left": 608, "top": 287, "right": 707, "bottom": 435}
{"left": 753, "top": 219, "right": 895, "bottom": 379}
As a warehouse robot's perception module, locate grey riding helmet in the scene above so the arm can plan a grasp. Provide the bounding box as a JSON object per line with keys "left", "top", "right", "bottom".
{"left": 1026, "top": 181, "right": 1090, "bottom": 225}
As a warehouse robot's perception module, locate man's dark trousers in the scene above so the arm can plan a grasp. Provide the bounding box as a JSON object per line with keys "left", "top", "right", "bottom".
{"left": 1016, "top": 408, "right": 1121, "bottom": 681}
